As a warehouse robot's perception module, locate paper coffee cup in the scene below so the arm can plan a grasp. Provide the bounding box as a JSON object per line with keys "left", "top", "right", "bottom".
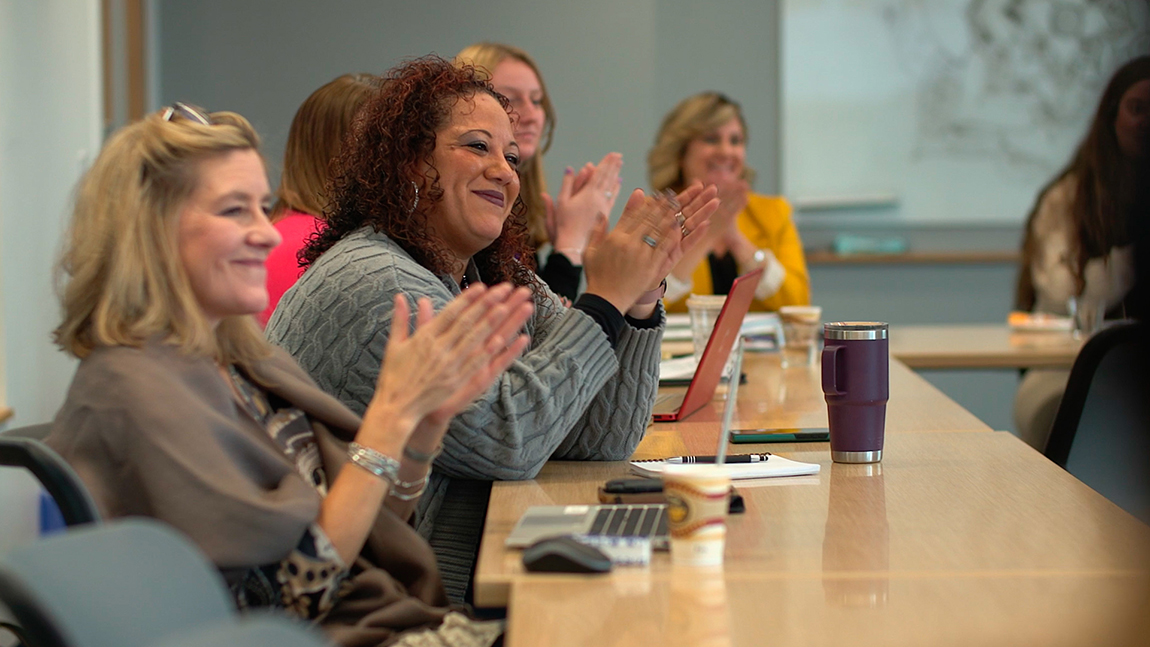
{"left": 661, "top": 464, "right": 730, "bottom": 566}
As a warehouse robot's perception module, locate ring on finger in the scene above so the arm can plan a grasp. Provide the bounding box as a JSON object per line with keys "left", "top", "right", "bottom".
{"left": 642, "top": 234, "right": 658, "bottom": 248}
{"left": 604, "top": 190, "right": 613, "bottom": 199}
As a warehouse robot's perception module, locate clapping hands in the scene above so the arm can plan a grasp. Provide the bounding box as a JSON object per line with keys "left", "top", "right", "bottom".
{"left": 583, "top": 182, "right": 718, "bottom": 316}
{"left": 358, "top": 284, "right": 534, "bottom": 457}
{"left": 542, "top": 152, "right": 623, "bottom": 262}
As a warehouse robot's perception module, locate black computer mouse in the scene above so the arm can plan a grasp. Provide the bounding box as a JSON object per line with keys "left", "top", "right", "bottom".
{"left": 522, "top": 536, "right": 613, "bottom": 574}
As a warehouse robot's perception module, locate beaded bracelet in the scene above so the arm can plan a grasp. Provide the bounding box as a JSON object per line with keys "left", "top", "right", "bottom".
{"left": 402, "top": 444, "right": 442, "bottom": 464}
{"left": 348, "top": 442, "right": 400, "bottom": 483}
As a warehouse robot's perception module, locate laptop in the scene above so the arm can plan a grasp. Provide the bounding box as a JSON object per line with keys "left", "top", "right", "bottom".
{"left": 652, "top": 268, "right": 761, "bottom": 422}
{"left": 504, "top": 337, "right": 747, "bottom": 549}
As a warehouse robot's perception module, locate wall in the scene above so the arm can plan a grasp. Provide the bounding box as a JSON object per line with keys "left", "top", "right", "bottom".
{"left": 155, "top": 0, "right": 781, "bottom": 205}
{"left": 0, "top": 0, "right": 101, "bottom": 554}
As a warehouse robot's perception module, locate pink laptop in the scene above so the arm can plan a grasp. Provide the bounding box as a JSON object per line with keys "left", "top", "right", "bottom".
{"left": 652, "top": 268, "right": 762, "bottom": 422}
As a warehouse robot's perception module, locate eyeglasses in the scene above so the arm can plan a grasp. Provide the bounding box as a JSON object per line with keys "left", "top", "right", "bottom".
{"left": 161, "top": 102, "right": 211, "bottom": 126}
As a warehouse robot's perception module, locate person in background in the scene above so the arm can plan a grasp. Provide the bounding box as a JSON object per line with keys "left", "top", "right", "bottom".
{"left": 649, "top": 92, "right": 810, "bottom": 311}
{"left": 1013, "top": 56, "right": 1150, "bottom": 451}
{"left": 47, "top": 103, "right": 535, "bottom": 646}
{"left": 259, "top": 73, "right": 381, "bottom": 326}
{"left": 456, "top": 42, "right": 622, "bottom": 301}
{"left": 267, "top": 56, "right": 717, "bottom": 601}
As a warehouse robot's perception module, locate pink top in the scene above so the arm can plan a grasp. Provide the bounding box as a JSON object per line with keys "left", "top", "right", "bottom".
{"left": 259, "top": 210, "right": 324, "bottom": 327}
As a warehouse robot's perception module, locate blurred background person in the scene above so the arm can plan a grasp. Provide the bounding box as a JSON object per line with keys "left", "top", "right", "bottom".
{"left": 456, "top": 42, "right": 622, "bottom": 301}
{"left": 260, "top": 73, "right": 381, "bottom": 326}
{"left": 649, "top": 92, "right": 810, "bottom": 311}
{"left": 1013, "top": 55, "right": 1150, "bottom": 451}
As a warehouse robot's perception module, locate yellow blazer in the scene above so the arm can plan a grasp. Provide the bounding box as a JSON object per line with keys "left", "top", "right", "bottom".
{"left": 666, "top": 193, "right": 810, "bottom": 312}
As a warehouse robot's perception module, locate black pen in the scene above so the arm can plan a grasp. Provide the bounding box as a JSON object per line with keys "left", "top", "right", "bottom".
{"left": 665, "top": 453, "right": 770, "bottom": 464}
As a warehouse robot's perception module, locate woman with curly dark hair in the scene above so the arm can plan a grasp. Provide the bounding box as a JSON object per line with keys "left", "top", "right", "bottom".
{"left": 266, "top": 56, "right": 717, "bottom": 599}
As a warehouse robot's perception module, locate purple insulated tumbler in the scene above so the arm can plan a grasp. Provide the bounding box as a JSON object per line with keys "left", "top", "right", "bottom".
{"left": 822, "top": 322, "right": 889, "bottom": 463}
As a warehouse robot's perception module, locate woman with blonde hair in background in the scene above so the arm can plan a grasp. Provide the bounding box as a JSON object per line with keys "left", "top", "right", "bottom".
{"left": 456, "top": 42, "right": 622, "bottom": 301}
{"left": 47, "top": 102, "right": 533, "bottom": 646}
{"left": 260, "top": 73, "right": 381, "bottom": 326}
{"left": 649, "top": 92, "right": 810, "bottom": 311}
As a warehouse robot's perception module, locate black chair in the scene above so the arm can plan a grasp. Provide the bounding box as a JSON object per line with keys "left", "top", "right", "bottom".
{"left": 0, "top": 519, "right": 329, "bottom": 647}
{"left": 0, "top": 431, "right": 99, "bottom": 527}
{"left": 1044, "top": 321, "right": 1150, "bottom": 523}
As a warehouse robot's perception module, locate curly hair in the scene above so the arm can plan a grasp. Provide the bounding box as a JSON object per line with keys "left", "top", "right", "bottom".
{"left": 303, "top": 56, "right": 538, "bottom": 290}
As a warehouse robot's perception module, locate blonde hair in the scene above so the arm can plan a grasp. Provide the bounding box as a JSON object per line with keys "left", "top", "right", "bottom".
{"left": 54, "top": 107, "right": 273, "bottom": 366}
{"left": 272, "top": 73, "right": 381, "bottom": 221}
{"left": 456, "top": 42, "right": 556, "bottom": 245}
{"left": 648, "top": 92, "right": 756, "bottom": 193}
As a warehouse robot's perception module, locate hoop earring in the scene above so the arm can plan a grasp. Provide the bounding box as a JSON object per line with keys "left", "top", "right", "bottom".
{"left": 409, "top": 181, "right": 420, "bottom": 214}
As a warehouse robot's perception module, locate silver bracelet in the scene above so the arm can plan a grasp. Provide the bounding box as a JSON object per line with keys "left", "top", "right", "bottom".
{"left": 389, "top": 477, "right": 428, "bottom": 501}
{"left": 402, "top": 444, "right": 442, "bottom": 464}
{"left": 394, "top": 474, "right": 428, "bottom": 491}
{"left": 348, "top": 442, "right": 400, "bottom": 483}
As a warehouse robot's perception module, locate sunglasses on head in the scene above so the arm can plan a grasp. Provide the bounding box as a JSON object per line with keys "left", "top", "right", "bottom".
{"left": 161, "top": 102, "right": 211, "bottom": 126}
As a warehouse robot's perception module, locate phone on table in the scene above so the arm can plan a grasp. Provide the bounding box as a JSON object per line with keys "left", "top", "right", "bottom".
{"left": 597, "top": 478, "right": 745, "bottom": 513}
{"left": 597, "top": 478, "right": 666, "bottom": 504}
{"left": 729, "top": 428, "right": 830, "bottom": 444}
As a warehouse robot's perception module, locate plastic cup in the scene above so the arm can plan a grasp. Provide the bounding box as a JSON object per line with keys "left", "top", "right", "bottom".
{"left": 779, "top": 305, "right": 822, "bottom": 368}
{"left": 661, "top": 464, "right": 730, "bottom": 566}
{"left": 686, "top": 294, "right": 728, "bottom": 365}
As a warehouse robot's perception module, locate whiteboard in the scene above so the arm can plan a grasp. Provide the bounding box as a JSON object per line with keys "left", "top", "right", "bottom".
{"left": 782, "top": 0, "right": 1150, "bottom": 223}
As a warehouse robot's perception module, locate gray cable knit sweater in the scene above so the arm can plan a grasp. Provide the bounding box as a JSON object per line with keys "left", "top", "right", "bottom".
{"left": 265, "top": 227, "right": 663, "bottom": 598}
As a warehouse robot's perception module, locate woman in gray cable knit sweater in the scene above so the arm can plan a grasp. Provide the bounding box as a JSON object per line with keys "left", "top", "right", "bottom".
{"left": 266, "top": 56, "right": 717, "bottom": 599}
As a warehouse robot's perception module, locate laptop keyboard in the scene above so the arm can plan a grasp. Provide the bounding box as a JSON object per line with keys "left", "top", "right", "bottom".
{"left": 587, "top": 505, "right": 668, "bottom": 539}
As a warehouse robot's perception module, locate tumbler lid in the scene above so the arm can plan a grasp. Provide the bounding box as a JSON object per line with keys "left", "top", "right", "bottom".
{"left": 824, "top": 322, "right": 888, "bottom": 340}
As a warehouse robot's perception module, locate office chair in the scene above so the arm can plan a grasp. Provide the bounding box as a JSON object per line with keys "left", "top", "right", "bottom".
{"left": 1044, "top": 321, "right": 1150, "bottom": 523}
{"left": 0, "top": 433, "right": 100, "bottom": 527}
{"left": 0, "top": 519, "right": 328, "bottom": 647}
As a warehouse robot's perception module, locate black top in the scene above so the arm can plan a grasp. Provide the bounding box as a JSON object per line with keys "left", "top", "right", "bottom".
{"left": 537, "top": 252, "right": 582, "bottom": 302}
{"left": 708, "top": 252, "right": 739, "bottom": 295}
{"left": 573, "top": 294, "right": 662, "bottom": 350}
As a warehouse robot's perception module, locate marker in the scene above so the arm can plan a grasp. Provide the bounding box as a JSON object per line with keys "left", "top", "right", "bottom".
{"left": 665, "top": 453, "right": 770, "bottom": 464}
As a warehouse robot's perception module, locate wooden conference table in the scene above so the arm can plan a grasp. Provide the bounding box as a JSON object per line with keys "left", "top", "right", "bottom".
{"left": 888, "top": 323, "right": 1082, "bottom": 370}
{"left": 663, "top": 324, "right": 1083, "bottom": 370}
{"left": 473, "top": 353, "right": 1150, "bottom": 646}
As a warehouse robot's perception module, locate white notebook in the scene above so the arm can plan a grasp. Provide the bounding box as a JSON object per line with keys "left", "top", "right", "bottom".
{"left": 630, "top": 455, "right": 821, "bottom": 480}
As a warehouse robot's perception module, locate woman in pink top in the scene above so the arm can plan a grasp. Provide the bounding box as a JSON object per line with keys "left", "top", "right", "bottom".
{"left": 260, "top": 73, "right": 382, "bottom": 326}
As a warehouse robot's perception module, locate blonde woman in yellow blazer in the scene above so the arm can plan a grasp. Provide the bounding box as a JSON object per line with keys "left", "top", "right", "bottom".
{"left": 649, "top": 93, "right": 810, "bottom": 312}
